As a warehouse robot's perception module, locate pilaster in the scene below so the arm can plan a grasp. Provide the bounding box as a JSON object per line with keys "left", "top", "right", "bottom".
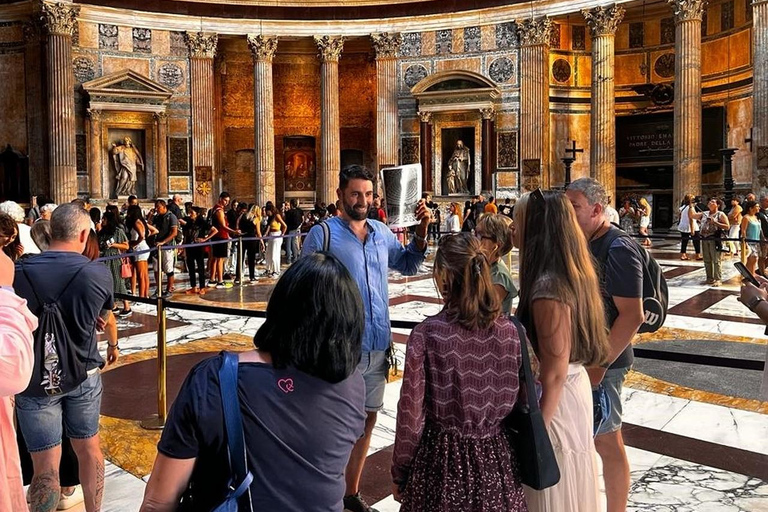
{"left": 372, "top": 32, "right": 402, "bottom": 174}
{"left": 247, "top": 34, "right": 278, "bottom": 206}
{"left": 315, "top": 35, "right": 345, "bottom": 204}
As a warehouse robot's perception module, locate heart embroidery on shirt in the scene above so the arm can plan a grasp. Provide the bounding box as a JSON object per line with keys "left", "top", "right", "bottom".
{"left": 277, "top": 378, "right": 294, "bottom": 393}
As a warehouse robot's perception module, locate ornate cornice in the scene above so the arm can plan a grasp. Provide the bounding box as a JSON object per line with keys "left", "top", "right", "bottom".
{"left": 371, "top": 32, "right": 402, "bottom": 59}
{"left": 314, "top": 35, "right": 345, "bottom": 62}
{"left": 184, "top": 31, "right": 218, "bottom": 58}
{"left": 480, "top": 107, "right": 495, "bottom": 120}
{"left": 582, "top": 4, "right": 625, "bottom": 37}
{"left": 418, "top": 111, "right": 433, "bottom": 123}
{"left": 668, "top": 0, "right": 706, "bottom": 22}
{"left": 515, "top": 17, "right": 552, "bottom": 47}
{"left": 246, "top": 34, "right": 278, "bottom": 62}
{"left": 40, "top": 1, "right": 80, "bottom": 37}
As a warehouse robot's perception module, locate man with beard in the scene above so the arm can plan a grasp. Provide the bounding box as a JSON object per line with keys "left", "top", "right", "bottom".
{"left": 301, "top": 165, "right": 431, "bottom": 512}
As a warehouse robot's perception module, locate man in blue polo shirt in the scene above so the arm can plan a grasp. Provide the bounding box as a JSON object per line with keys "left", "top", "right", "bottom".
{"left": 302, "top": 165, "right": 430, "bottom": 512}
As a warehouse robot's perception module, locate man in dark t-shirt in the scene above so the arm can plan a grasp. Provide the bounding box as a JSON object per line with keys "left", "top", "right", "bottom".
{"left": 566, "top": 178, "right": 644, "bottom": 512}
{"left": 152, "top": 199, "right": 179, "bottom": 297}
{"left": 284, "top": 199, "right": 304, "bottom": 264}
{"left": 13, "top": 203, "right": 118, "bottom": 512}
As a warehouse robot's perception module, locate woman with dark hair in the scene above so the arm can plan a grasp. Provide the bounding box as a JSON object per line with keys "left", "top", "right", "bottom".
{"left": 99, "top": 211, "right": 132, "bottom": 316}
{"left": 89, "top": 207, "right": 102, "bottom": 233}
{"left": 0, "top": 213, "right": 21, "bottom": 262}
{"left": 263, "top": 202, "right": 287, "bottom": 278}
{"left": 82, "top": 229, "right": 100, "bottom": 261}
{"left": 238, "top": 204, "right": 264, "bottom": 282}
{"left": 461, "top": 200, "right": 474, "bottom": 232}
{"left": 126, "top": 205, "right": 157, "bottom": 297}
{"left": 392, "top": 233, "right": 527, "bottom": 511}
{"left": 140, "top": 252, "right": 366, "bottom": 512}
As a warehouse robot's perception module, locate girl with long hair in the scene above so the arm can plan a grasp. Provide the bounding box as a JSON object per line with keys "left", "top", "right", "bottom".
{"left": 99, "top": 211, "right": 132, "bottom": 316}
{"left": 446, "top": 202, "right": 462, "bottom": 233}
{"left": 513, "top": 190, "right": 610, "bottom": 512}
{"left": 392, "top": 233, "right": 527, "bottom": 512}
{"left": 741, "top": 200, "right": 761, "bottom": 275}
{"left": 637, "top": 197, "right": 652, "bottom": 247}
{"left": 126, "top": 205, "right": 158, "bottom": 297}
{"left": 475, "top": 213, "right": 517, "bottom": 314}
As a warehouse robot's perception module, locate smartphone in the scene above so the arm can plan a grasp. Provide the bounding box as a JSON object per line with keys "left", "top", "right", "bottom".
{"left": 734, "top": 261, "right": 760, "bottom": 287}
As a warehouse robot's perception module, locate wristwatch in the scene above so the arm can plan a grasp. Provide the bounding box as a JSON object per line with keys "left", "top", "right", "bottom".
{"left": 746, "top": 295, "right": 765, "bottom": 312}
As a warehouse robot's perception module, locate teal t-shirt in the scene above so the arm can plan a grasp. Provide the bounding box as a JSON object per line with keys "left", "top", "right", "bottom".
{"left": 492, "top": 259, "right": 518, "bottom": 315}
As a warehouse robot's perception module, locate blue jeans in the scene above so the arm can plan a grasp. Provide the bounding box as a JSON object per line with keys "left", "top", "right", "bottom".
{"left": 284, "top": 229, "right": 300, "bottom": 263}
{"left": 16, "top": 371, "right": 103, "bottom": 452}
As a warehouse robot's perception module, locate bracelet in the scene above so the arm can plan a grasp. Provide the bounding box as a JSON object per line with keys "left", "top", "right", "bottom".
{"left": 108, "top": 343, "right": 120, "bottom": 350}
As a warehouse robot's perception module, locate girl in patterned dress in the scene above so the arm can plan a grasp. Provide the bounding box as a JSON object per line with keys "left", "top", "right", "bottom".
{"left": 392, "top": 233, "right": 528, "bottom": 512}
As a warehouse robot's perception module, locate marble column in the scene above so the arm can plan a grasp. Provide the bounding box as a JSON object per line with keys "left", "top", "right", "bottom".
{"left": 41, "top": 1, "right": 79, "bottom": 204}
{"left": 87, "top": 109, "right": 102, "bottom": 199}
{"left": 315, "top": 35, "right": 344, "bottom": 205}
{"left": 23, "top": 21, "right": 46, "bottom": 196}
{"left": 670, "top": 0, "right": 705, "bottom": 209}
{"left": 154, "top": 112, "right": 169, "bottom": 198}
{"left": 583, "top": 5, "right": 624, "bottom": 202}
{"left": 481, "top": 107, "right": 495, "bottom": 193}
{"left": 419, "top": 111, "right": 433, "bottom": 191}
{"left": 753, "top": 0, "right": 768, "bottom": 194}
{"left": 185, "top": 32, "right": 218, "bottom": 206}
{"left": 516, "top": 18, "right": 552, "bottom": 191}
{"left": 372, "top": 33, "right": 402, "bottom": 173}
{"left": 247, "top": 35, "right": 278, "bottom": 206}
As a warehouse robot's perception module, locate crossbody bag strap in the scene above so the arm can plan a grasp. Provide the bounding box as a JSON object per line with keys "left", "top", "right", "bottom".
{"left": 218, "top": 352, "right": 249, "bottom": 486}
{"left": 509, "top": 316, "right": 541, "bottom": 414}
{"left": 320, "top": 221, "right": 330, "bottom": 252}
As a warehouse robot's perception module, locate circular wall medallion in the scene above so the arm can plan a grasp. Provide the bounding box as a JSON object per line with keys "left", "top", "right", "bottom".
{"left": 158, "top": 63, "right": 184, "bottom": 88}
{"left": 654, "top": 53, "right": 675, "bottom": 78}
{"left": 403, "top": 64, "right": 428, "bottom": 88}
{"left": 488, "top": 57, "right": 514, "bottom": 84}
{"left": 552, "top": 59, "right": 571, "bottom": 83}
{"left": 72, "top": 57, "right": 96, "bottom": 83}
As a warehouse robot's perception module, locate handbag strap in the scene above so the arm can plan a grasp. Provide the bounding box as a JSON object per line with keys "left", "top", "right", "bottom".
{"left": 509, "top": 316, "right": 541, "bottom": 414}
{"left": 218, "top": 352, "right": 249, "bottom": 487}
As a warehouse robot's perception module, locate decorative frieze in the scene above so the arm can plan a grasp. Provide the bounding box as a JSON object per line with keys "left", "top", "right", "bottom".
{"left": 158, "top": 63, "right": 184, "bottom": 88}
{"left": 464, "top": 27, "right": 481, "bottom": 52}
{"left": 516, "top": 18, "right": 553, "bottom": 47}
{"left": 184, "top": 32, "right": 218, "bottom": 58}
{"left": 583, "top": 4, "right": 626, "bottom": 37}
{"left": 40, "top": 1, "right": 79, "bottom": 37}
{"left": 372, "top": 32, "right": 402, "bottom": 59}
{"left": 435, "top": 29, "right": 452, "bottom": 54}
{"left": 98, "top": 24, "right": 118, "bottom": 50}
{"left": 132, "top": 28, "right": 151, "bottom": 53}
{"left": 401, "top": 32, "right": 421, "bottom": 57}
{"left": 247, "top": 34, "right": 278, "bottom": 62}
{"left": 495, "top": 22, "right": 517, "bottom": 49}
{"left": 314, "top": 35, "right": 344, "bottom": 62}
{"left": 73, "top": 56, "right": 96, "bottom": 83}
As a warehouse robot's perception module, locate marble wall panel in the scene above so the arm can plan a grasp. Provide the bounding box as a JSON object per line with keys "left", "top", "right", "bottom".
{"left": 402, "top": 117, "right": 419, "bottom": 134}
{"left": 576, "top": 55, "right": 592, "bottom": 87}
{"left": 727, "top": 96, "right": 752, "bottom": 184}
{"left": 156, "top": 60, "right": 188, "bottom": 94}
{"left": 79, "top": 22, "right": 98, "bottom": 49}
{"left": 0, "top": 52, "right": 26, "bottom": 152}
{"left": 550, "top": 55, "right": 574, "bottom": 86}
{"left": 452, "top": 28, "right": 464, "bottom": 54}
{"left": 102, "top": 56, "right": 150, "bottom": 77}
{"left": 703, "top": 8, "right": 710, "bottom": 37}
{"left": 495, "top": 112, "right": 518, "bottom": 130}
{"left": 222, "top": 51, "right": 254, "bottom": 120}
{"left": 660, "top": 18, "right": 675, "bottom": 45}
{"left": 721, "top": 0, "right": 735, "bottom": 31}
{"left": 464, "top": 27, "right": 481, "bottom": 53}
{"left": 488, "top": 56, "right": 515, "bottom": 84}
{"left": 701, "top": 30, "right": 751, "bottom": 77}
{"left": 132, "top": 28, "right": 152, "bottom": 54}
{"left": 73, "top": 55, "right": 97, "bottom": 83}
{"left": 616, "top": 23, "right": 630, "bottom": 49}
{"left": 0, "top": 24, "right": 22, "bottom": 44}
{"left": 550, "top": 23, "right": 561, "bottom": 50}
{"left": 572, "top": 25, "right": 586, "bottom": 51}
{"left": 436, "top": 30, "right": 452, "bottom": 55}
{"left": 434, "top": 56, "right": 482, "bottom": 73}
{"left": 481, "top": 25, "right": 496, "bottom": 51}
{"left": 421, "top": 31, "right": 436, "bottom": 56}
{"left": 728, "top": 29, "right": 751, "bottom": 68}
{"left": 401, "top": 137, "right": 419, "bottom": 165}
{"left": 99, "top": 24, "right": 118, "bottom": 50}
{"left": 496, "top": 22, "right": 517, "bottom": 50}
{"left": 339, "top": 54, "right": 375, "bottom": 169}
{"left": 170, "top": 31, "right": 187, "bottom": 57}
{"left": 153, "top": 31, "right": 171, "bottom": 56}
{"left": 645, "top": 19, "right": 661, "bottom": 47}
{"left": 168, "top": 117, "right": 188, "bottom": 136}
{"left": 550, "top": 112, "right": 590, "bottom": 185}
{"left": 118, "top": 25, "right": 133, "bottom": 52}
{"left": 401, "top": 32, "right": 422, "bottom": 57}
{"left": 169, "top": 176, "right": 189, "bottom": 191}
{"left": 650, "top": 50, "right": 674, "bottom": 82}
{"left": 496, "top": 131, "right": 518, "bottom": 169}
{"left": 629, "top": 22, "right": 645, "bottom": 49}
{"left": 616, "top": 53, "right": 647, "bottom": 85}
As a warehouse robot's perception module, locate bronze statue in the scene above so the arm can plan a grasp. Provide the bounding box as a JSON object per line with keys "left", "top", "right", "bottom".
{"left": 447, "top": 140, "right": 470, "bottom": 194}
{"left": 112, "top": 137, "right": 144, "bottom": 197}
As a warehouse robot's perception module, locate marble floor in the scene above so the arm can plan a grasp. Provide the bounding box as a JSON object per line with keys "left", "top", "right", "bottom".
{"left": 57, "top": 238, "right": 768, "bottom": 511}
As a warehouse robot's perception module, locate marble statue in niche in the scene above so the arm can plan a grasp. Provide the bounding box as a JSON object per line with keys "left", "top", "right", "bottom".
{"left": 446, "top": 140, "right": 470, "bottom": 194}
{"left": 112, "top": 137, "right": 144, "bottom": 196}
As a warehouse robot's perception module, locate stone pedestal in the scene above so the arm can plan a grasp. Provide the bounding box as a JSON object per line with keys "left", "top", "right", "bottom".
{"left": 185, "top": 32, "right": 218, "bottom": 206}
{"left": 315, "top": 35, "right": 344, "bottom": 205}
{"left": 753, "top": 0, "right": 768, "bottom": 194}
{"left": 372, "top": 33, "right": 401, "bottom": 173}
{"left": 154, "top": 112, "right": 169, "bottom": 198}
{"left": 247, "top": 35, "right": 278, "bottom": 207}
{"left": 516, "top": 18, "right": 552, "bottom": 191}
{"left": 87, "top": 109, "right": 103, "bottom": 199}
{"left": 583, "top": 5, "right": 624, "bottom": 202}
{"left": 41, "top": 1, "right": 80, "bottom": 203}
{"left": 670, "top": 0, "right": 705, "bottom": 209}
{"left": 419, "top": 111, "right": 434, "bottom": 191}
{"left": 481, "top": 108, "right": 495, "bottom": 193}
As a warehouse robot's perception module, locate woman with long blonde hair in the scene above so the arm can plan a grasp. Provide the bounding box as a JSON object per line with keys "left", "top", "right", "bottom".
{"left": 513, "top": 190, "right": 609, "bottom": 512}
{"left": 392, "top": 233, "right": 527, "bottom": 512}
{"left": 637, "top": 197, "right": 652, "bottom": 247}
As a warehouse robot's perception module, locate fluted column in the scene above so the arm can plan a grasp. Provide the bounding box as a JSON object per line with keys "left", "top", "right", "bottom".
{"left": 419, "top": 111, "right": 434, "bottom": 192}
{"left": 185, "top": 32, "right": 218, "bottom": 206}
{"left": 315, "top": 35, "right": 344, "bottom": 204}
{"left": 481, "top": 107, "right": 496, "bottom": 193}
{"left": 87, "top": 109, "right": 102, "bottom": 199}
{"left": 154, "top": 112, "right": 169, "bottom": 198}
{"left": 517, "top": 18, "right": 552, "bottom": 191}
{"left": 753, "top": 0, "right": 768, "bottom": 195}
{"left": 670, "top": 0, "right": 705, "bottom": 209}
{"left": 372, "top": 33, "right": 402, "bottom": 173}
{"left": 247, "top": 35, "right": 278, "bottom": 206}
{"left": 41, "top": 1, "right": 79, "bottom": 203}
{"left": 583, "top": 5, "right": 624, "bottom": 202}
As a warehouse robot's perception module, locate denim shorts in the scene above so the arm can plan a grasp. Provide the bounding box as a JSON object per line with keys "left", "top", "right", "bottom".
{"left": 595, "top": 367, "right": 630, "bottom": 436}
{"left": 358, "top": 351, "right": 389, "bottom": 412}
{"left": 15, "top": 371, "right": 103, "bottom": 452}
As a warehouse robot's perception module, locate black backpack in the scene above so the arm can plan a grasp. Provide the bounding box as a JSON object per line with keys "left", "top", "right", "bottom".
{"left": 593, "top": 225, "right": 668, "bottom": 333}
{"left": 18, "top": 263, "right": 89, "bottom": 397}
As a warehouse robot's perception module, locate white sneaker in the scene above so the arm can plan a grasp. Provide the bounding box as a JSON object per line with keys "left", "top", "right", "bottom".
{"left": 58, "top": 485, "right": 84, "bottom": 510}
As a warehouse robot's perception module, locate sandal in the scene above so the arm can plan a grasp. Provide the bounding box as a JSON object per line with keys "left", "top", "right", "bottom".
{"left": 681, "top": 254, "right": 689, "bottom": 260}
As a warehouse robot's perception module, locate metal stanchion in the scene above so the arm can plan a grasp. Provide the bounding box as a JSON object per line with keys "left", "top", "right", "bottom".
{"left": 142, "top": 247, "right": 168, "bottom": 430}
{"left": 237, "top": 236, "right": 244, "bottom": 285}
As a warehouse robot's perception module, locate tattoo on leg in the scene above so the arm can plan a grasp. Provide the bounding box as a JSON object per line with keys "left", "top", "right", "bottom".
{"left": 30, "top": 468, "right": 60, "bottom": 512}
{"left": 94, "top": 457, "right": 105, "bottom": 510}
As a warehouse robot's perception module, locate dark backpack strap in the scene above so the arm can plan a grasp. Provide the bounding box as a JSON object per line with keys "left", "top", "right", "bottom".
{"left": 509, "top": 316, "right": 540, "bottom": 413}
{"left": 218, "top": 352, "right": 249, "bottom": 486}
{"left": 320, "top": 221, "right": 331, "bottom": 253}
{"left": 592, "top": 225, "right": 628, "bottom": 267}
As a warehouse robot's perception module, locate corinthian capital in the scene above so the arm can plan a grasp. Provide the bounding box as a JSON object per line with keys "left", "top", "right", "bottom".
{"left": 40, "top": 1, "right": 80, "bottom": 37}
{"left": 515, "top": 18, "right": 553, "bottom": 47}
{"left": 371, "top": 32, "right": 402, "bottom": 59}
{"left": 418, "top": 111, "right": 433, "bottom": 123}
{"left": 86, "top": 108, "right": 102, "bottom": 121}
{"left": 184, "top": 32, "right": 218, "bottom": 58}
{"left": 668, "top": 0, "right": 706, "bottom": 22}
{"left": 314, "top": 35, "right": 345, "bottom": 62}
{"left": 247, "top": 34, "right": 278, "bottom": 62}
{"left": 582, "top": 5, "right": 626, "bottom": 37}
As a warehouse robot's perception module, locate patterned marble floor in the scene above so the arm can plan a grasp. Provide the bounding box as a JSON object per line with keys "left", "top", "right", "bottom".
{"left": 65, "top": 238, "right": 768, "bottom": 511}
